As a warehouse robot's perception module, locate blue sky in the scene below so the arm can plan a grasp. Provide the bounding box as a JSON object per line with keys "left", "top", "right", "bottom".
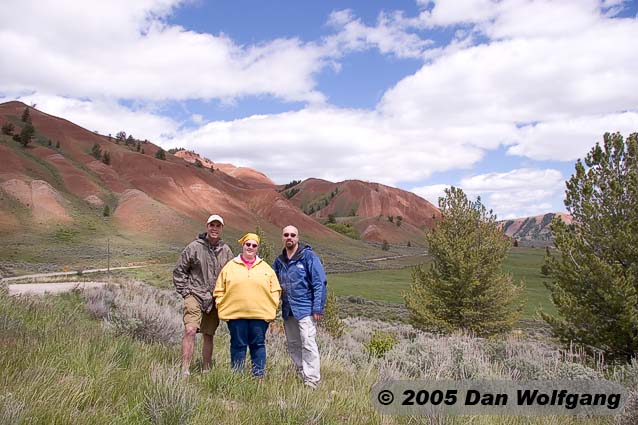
{"left": 1, "top": 0, "right": 637, "bottom": 219}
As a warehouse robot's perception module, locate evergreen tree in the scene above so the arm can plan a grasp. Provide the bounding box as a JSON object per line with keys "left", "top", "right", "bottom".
{"left": 254, "top": 226, "right": 274, "bottom": 265}
{"left": 21, "top": 107, "right": 31, "bottom": 123}
{"left": 404, "top": 186, "right": 524, "bottom": 336}
{"left": 194, "top": 159, "right": 203, "bottom": 168}
{"left": 381, "top": 240, "right": 390, "bottom": 251}
{"left": 19, "top": 124, "right": 34, "bottom": 147}
{"left": 91, "top": 143, "right": 102, "bottom": 159}
{"left": 1, "top": 122, "right": 14, "bottom": 135}
{"left": 155, "top": 148, "right": 166, "bottom": 160}
{"left": 542, "top": 132, "right": 638, "bottom": 361}
{"left": 102, "top": 151, "right": 111, "bottom": 165}
{"left": 55, "top": 140, "right": 60, "bottom": 149}
{"left": 320, "top": 290, "right": 344, "bottom": 338}
{"left": 115, "top": 131, "right": 126, "bottom": 143}
{"left": 103, "top": 205, "right": 110, "bottom": 217}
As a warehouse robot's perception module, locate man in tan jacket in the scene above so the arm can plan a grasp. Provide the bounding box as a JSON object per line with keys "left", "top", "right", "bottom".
{"left": 173, "top": 214, "right": 233, "bottom": 376}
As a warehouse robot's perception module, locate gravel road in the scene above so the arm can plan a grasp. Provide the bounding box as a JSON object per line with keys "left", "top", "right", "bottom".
{"left": 7, "top": 281, "right": 108, "bottom": 296}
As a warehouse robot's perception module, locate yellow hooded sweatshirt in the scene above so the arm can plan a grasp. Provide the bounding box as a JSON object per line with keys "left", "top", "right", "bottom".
{"left": 214, "top": 255, "right": 281, "bottom": 321}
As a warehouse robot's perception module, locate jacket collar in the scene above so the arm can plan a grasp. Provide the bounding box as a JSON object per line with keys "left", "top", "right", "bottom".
{"left": 278, "top": 242, "right": 309, "bottom": 263}
{"left": 197, "top": 233, "right": 225, "bottom": 250}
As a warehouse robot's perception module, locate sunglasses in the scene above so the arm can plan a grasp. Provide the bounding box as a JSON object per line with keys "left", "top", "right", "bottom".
{"left": 283, "top": 233, "right": 297, "bottom": 238}
{"left": 244, "top": 243, "right": 258, "bottom": 248}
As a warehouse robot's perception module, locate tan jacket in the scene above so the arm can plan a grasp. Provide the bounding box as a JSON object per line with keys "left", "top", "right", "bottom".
{"left": 173, "top": 235, "right": 233, "bottom": 313}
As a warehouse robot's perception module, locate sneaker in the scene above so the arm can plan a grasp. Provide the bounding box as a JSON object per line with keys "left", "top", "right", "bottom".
{"left": 304, "top": 380, "right": 318, "bottom": 390}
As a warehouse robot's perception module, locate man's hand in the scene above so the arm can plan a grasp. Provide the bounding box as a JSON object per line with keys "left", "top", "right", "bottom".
{"left": 312, "top": 313, "right": 323, "bottom": 321}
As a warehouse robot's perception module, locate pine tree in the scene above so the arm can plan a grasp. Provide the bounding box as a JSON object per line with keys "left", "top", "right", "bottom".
{"left": 19, "top": 124, "right": 34, "bottom": 147}
{"left": 404, "top": 186, "right": 524, "bottom": 336}
{"left": 102, "top": 151, "right": 111, "bottom": 165}
{"left": 21, "top": 107, "right": 31, "bottom": 123}
{"left": 102, "top": 205, "right": 110, "bottom": 217}
{"left": 254, "top": 226, "right": 274, "bottom": 265}
{"left": 155, "top": 148, "right": 166, "bottom": 160}
{"left": 320, "top": 290, "right": 344, "bottom": 338}
{"left": 91, "top": 143, "right": 102, "bottom": 159}
{"left": 1, "top": 122, "right": 14, "bottom": 135}
{"left": 542, "top": 132, "right": 638, "bottom": 361}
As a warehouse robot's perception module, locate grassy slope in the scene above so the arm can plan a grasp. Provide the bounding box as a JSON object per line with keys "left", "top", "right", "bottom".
{"left": 330, "top": 247, "right": 556, "bottom": 320}
{"left": 1, "top": 283, "right": 629, "bottom": 424}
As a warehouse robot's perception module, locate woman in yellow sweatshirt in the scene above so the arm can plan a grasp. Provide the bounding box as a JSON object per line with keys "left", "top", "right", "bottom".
{"left": 214, "top": 232, "right": 281, "bottom": 377}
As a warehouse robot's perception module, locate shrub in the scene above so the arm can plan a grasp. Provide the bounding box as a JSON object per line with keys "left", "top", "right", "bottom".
{"left": 283, "top": 187, "right": 299, "bottom": 199}
{"left": 381, "top": 240, "right": 390, "bottom": 251}
{"left": 82, "top": 283, "right": 182, "bottom": 345}
{"left": 326, "top": 223, "right": 359, "bottom": 239}
{"left": 103, "top": 205, "right": 111, "bottom": 217}
{"left": 194, "top": 159, "right": 203, "bottom": 168}
{"left": 144, "top": 365, "right": 198, "bottom": 424}
{"left": 365, "top": 330, "right": 397, "bottom": 358}
{"left": 101, "top": 150, "right": 110, "bottom": 165}
{"left": 1, "top": 122, "right": 14, "bottom": 135}
{"left": 155, "top": 148, "right": 166, "bottom": 160}
{"left": 321, "top": 291, "right": 344, "bottom": 338}
{"left": 91, "top": 143, "right": 102, "bottom": 159}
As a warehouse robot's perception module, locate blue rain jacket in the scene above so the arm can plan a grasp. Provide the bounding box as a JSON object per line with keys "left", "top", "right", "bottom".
{"left": 273, "top": 243, "right": 327, "bottom": 320}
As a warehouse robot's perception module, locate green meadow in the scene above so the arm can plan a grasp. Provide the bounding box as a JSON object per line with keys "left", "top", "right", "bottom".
{"left": 330, "top": 247, "right": 555, "bottom": 320}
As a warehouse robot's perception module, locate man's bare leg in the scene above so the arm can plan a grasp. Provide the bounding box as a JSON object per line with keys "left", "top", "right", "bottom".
{"left": 181, "top": 325, "right": 198, "bottom": 375}
{"left": 202, "top": 334, "right": 214, "bottom": 372}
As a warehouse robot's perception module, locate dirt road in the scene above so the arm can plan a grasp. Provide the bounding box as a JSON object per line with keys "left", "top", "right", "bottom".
{"left": 7, "top": 281, "right": 108, "bottom": 296}
{"left": 1, "top": 265, "right": 144, "bottom": 282}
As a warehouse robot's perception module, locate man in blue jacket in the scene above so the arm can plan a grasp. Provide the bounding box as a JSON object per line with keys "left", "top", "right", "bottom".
{"left": 273, "top": 225, "right": 327, "bottom": 389}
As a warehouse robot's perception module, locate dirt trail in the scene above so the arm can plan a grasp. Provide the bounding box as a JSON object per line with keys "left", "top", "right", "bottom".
{"left": 1, "top": 265, "right": 145, "bottom": 282}
{"left": 7, "top": 281, "right": 108, "bottom": 296}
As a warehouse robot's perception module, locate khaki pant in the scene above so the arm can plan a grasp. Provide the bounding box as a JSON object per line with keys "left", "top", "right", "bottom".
{"left": 284, "top": 316, "right": 320, "bottom": 386}
{"left": 183, "top": 295, "right": 219, "bottom": 336}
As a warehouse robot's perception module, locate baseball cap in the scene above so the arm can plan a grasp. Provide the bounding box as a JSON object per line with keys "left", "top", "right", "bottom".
{"left": 206, "top": 214, "right": 224, "bottom": 225}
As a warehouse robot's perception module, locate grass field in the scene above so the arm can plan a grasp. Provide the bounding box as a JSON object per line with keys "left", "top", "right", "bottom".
{"left": 330, "top": 247, "right": 556, "bottom": 320}
{"left": 1, "top": 281, "right": 634, "bottom": 424}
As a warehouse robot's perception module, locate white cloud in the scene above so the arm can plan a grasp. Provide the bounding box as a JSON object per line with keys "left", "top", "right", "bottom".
{"left": 410, "top": 169, "right": 565, "bottom": 218}
{"left": 409, "top": 184, "right": 450, "bottom": 205}
{"left": 0, "top": 0, "right": 327, "bottom": 103}
{"left": 169, "top": 107, "right": 485, "bottom": 185}
{"left": 1, "top": 0, "right": 636, "bottom": 220}
{"left": 508, "top": 112, "right": 638, "bottom": 161}
{"left": 460, "top": 168, "right": 565, "bottom": 218}
{"left": 8, "top": 94, "right": 180, "bottom": 142}
{"left": 325, "top": 9, "right": 433, "bottom": 59}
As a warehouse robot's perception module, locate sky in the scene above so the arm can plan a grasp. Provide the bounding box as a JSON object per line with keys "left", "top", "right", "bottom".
{"left": 1, "top": 0, "right": 637, "bottom": 219}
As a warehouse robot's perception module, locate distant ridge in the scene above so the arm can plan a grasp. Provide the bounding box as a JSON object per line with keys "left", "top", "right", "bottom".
{"left": 501, "top": 212, "right": 572, "bottom": 245}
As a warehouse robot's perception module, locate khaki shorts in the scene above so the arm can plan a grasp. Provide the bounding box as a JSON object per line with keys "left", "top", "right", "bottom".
{"left": 183, "top": 295, "right": 219, "bottom": 336}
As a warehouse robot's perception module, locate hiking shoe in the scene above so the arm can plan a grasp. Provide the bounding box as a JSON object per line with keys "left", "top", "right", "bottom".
{"left": 304, "top": 380, "right": 318, "bottom": 390}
